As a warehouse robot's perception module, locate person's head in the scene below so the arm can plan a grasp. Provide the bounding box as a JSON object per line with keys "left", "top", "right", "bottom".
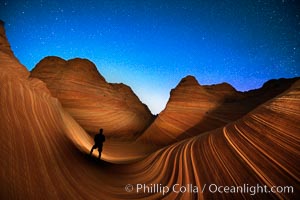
{"left": 99, "top": 128, "right": 103, "bottom": 134}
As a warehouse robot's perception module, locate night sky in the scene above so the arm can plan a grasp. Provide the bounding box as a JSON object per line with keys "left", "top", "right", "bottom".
{"left": 1, "top": 0, "right": 299, "bottom": 114}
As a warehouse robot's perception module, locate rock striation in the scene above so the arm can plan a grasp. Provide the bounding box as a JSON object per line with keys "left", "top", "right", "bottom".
{"left": 139, "top": 75, "right": 298, "bottom": 145}
{"left": 1, "top": 21, "right": 299, "bottom": 199}
{"left": 30, "top": 56, "right": 154, "bottom": 138}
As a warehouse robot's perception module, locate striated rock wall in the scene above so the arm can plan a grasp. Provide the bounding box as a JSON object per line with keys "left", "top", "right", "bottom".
{"left": 31, "top": 56, "right": 154, "bottom": 138}
{"left": 139, "top": 75, "right": 298, "bottom": 145}
{"left": 1, "top": 21, "right": 299, "bottom": 199}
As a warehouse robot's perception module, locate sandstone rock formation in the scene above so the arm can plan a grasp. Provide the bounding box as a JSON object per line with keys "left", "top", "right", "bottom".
{"left": 1, "top": 21, "right": 299, "bottom": 199}
{"left": 132, "top": 79, "right": 300, "bottom": 199}
{"left": 0, "top": 20, "right": 29, "bottom": 78}
{"left": 138, "top": 75, "right": 298, "bottom": 145}
{"left": 30, "top": 56, "right": 154, "bottom": 138}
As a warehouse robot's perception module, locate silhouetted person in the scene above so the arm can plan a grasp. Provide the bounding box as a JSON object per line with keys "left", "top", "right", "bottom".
{"left": 90, "top": 128, "right": 105, "bottom": 159}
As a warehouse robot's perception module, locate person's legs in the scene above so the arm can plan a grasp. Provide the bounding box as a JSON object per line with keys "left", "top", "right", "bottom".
{"left": 90, "top": 144, "right": 97, "bottom": 155}
{"left": 98, "top": 145, "right": 103, "bottom": 159}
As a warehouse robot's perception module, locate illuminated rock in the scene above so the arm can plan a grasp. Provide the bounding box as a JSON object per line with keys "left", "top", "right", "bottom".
{"left": 31, "top": 56, "right": 154, "bottom": 138}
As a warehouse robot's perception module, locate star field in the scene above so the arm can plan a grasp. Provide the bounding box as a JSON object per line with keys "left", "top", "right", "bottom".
{"left": 0, "top": 0, "right": 299, "bottom": 114}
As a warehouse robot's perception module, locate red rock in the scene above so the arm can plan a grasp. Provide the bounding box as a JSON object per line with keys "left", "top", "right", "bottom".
{"left": 31, "top": 56, "right": 154, "bottom": 138}
{"left": 139, "top": 75, "right": 298, "bottom": 145}
{"left": 1, "top": 21, "right": 299, "bottom": 199}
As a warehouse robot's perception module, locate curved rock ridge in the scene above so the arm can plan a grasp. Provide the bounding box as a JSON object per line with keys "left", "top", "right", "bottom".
{"left": 0, "top": 20, "right": 51, "bottom": 95}
{"left": 203, "top": 82, "right": 238, "bottom": 99}
{"left": 0, "top": 22, "right": 157, "bottom": 199}
{"left": 31, "top": 56, "right": 154, "bottom": 138}
{"left": 2, "top": 64, "right": 299, "bottom": 199}
{"left": 128, "top": 80, "right": 300, "bottom": 199}
{"left": 1, "top": 21, "right": 299, "bottom": 199}
{"left": 138, "top": 75, "right": 299, "bottom": 145}
{"left": 0, "top": 20, "right": 30, "bottom": 78}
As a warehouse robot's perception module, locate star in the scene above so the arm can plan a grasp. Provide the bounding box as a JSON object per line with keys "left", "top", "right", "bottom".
{"left": 0, "top": 0, "right": 298, "bottom": 113}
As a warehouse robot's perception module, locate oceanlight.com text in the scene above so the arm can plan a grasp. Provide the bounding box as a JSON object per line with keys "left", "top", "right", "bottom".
{"left": 124, "top": 183, "right": 294, "bottom": 196}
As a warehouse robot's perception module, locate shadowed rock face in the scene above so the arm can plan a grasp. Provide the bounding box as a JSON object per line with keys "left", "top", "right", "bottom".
{"left": 0, "top": 20, "right": 29, "bottom": 78}
{"left": 30, "top": 56, "right": 154, "bottom": 138}
{"left": 1, "top": 22, "right": 299, "bottom": 199}
{"left": 139, "top": 75, "right": 299, "bottom": 145}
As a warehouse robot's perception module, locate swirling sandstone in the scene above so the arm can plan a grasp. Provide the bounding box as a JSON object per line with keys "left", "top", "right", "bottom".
{"left": 1, "top": 21, "right": 299, "bottom": 199}
{"left": 30, "top": 56, "right": 154, "bottom": 138}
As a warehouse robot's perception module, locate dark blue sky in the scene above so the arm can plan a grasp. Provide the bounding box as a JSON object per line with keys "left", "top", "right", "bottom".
{"left": 1, "top": 0, "right": 299, "bottom": 114}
